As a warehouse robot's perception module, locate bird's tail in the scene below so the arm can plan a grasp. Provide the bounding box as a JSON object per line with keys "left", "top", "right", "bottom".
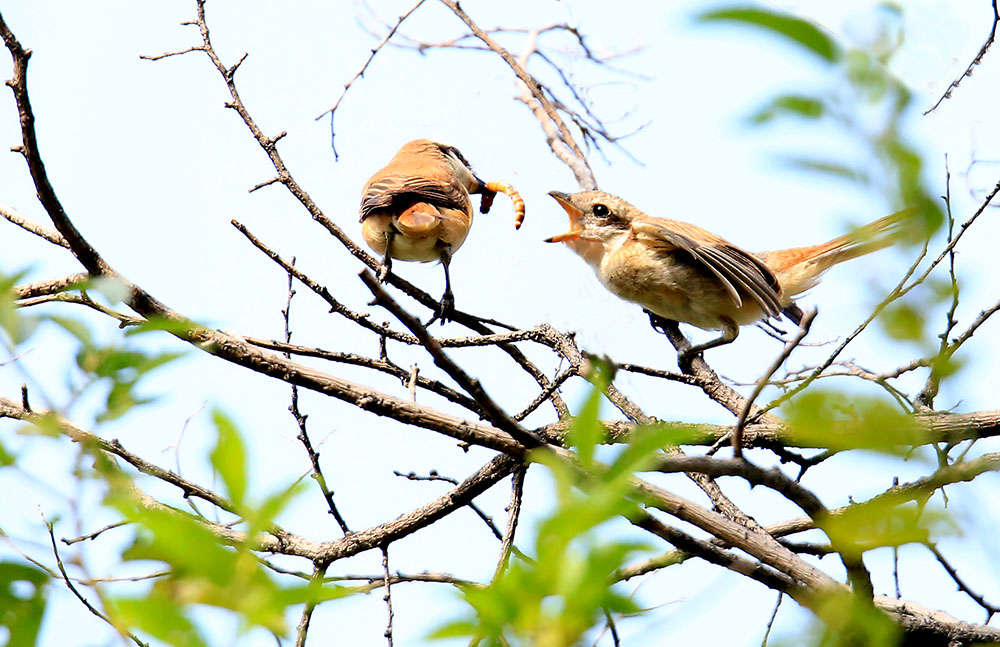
{"left": 759, "top": 208, "right": 915, "bottom": 300}
{"left": 394, "top": 202, "right": 441, "bottom": 237}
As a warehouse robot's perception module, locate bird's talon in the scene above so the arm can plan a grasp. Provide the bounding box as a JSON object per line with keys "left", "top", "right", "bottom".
{"left": 677, "top": 348, "right": 699, "bottom": 368}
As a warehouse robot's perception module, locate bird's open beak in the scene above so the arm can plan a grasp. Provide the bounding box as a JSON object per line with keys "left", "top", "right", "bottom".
{"left": 545, "top": 191, "right": 584, "bottom": 243}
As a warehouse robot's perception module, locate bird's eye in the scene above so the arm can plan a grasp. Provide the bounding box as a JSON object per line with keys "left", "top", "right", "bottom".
{"left": 593, "top": 204, "right": 610, "bottom": 218}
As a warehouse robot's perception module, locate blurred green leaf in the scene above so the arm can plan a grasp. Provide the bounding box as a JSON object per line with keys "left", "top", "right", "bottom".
{"left": 99, "top": 378, "right": 154, "bottom": 423}
{"left": 0, "top": 561, "right": 48, "bottom": 647}
{"left": 244, "top": 479, "right": 304, "bottom": 539}
{"left": 0, "top": 271, "right": 42, "bottom": 346}
{"left": 880, "top": 302, "right": 926, "bottom": 342}
{"left": 89, "top": 276, "right": 131, "bottom": 304}
{"left": 118, "top": 504, "right": 238, "bottom": 588}
{"left": 749, "top": 94, "right": 825, "bottom": 124}
{"left": 210, "top": 409, "right": 248, "bottom": 507}
{"left": 115, "top": 595, "right": 208, "bottom": 647}
{"left": 124, "top": 315, "right": 203, "bottom": 338}
{"left": 438, "top": 378, "right": 652, "bottom": 645}
{"left": 810, "top": 592, "right": 901, "bottom": 647}
{"left": 605, "top": 423, "right": 691, "bottom": 484}
{"left": 73, "top": 344, "right": 184, "bottom": 422}
{"left": 781, "top": 157, "right": 872, "bottom": 186}
{"left": 115, "top": 500, "right": 305, "bottom": 636}
{"left": 822, "top": 501, "right": 953, "bottom": 550}
{"left": 0, "top": 438, "right": 15, "bottom": 466}
{"left": 567, "top": 358, "right": 614, "bottom": 467}
{"left": 928, "top": 351, "right": 963, "bottom": 382}
{"left": 45, "top": 315, "right": 94, "bottom": 348}
{"left": 697, "top": 7, "right": 840, "bottom": 62}
{"left": 784, "top": 390, "right": 926, "bottom": 452}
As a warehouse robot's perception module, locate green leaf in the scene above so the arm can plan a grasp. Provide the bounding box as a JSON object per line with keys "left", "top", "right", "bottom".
{"left": 567, "top": 358, "right": 614, "bottom": 467}
{"left": 0, "top": 438, "right": 15, "bottom": 466}
{"left": 879, "top": 302, "right": 925, "bottom": 342}
{"left": 124, "top": 315, "right": 203, "bottom": 338}
{"left": 605, "top": 423, "right": 691, "bottom": 484}
{"left": 822, "top": 501, "right": 953, "bottom": 550}
{"left": 0, "top": 562, "right": 49, "bottom": 647}
{"left": 46, "top": 315, "right": 95, "bottom": 348}
{"left": 118, "top": 505, "right": 237, "bottom": 588}
{"left": 89, "top": 276, "right": 132, "bottom": 304}
{"left": 780, "top": 157, "right": 872, "bottom": 185}
{"left": 748, "top": 94, "right": 825, "bottom": 124}
{"left": 244, "top": 479, "right": 304, "bottom": 538}
{"left": 811, "top": 592, "right": 901, "bottom": 647}
{"left": 115, "top": 595, "right": 208, "bottom": 647}
{"left": 210, "top": 409, "right": 248, "bottom": 507}
{"left": 697, "top": 7, "right": 840, "bottom": 62}
{"left": 784, "top": 390, "right": 926, "bottom": 452}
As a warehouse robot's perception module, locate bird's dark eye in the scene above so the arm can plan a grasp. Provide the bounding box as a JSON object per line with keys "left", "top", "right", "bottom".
{"left": 593, "top": 204, "right": 610, "bottom": 218}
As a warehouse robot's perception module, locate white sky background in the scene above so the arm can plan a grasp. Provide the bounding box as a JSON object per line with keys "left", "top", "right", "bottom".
{"left": 1, "top": 1, "right": 999, "bottom": 645}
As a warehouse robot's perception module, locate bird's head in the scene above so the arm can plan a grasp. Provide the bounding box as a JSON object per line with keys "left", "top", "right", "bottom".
{"left": 546, "top": 190, "right": 636, "bottom": 241}
{"left": 546, "top": 190, "right": 637, "bottom": 267}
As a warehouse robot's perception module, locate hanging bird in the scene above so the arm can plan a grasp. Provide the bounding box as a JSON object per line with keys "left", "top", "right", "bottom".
{"left": 360, "top": 139, "right": 524, "bottom": 324}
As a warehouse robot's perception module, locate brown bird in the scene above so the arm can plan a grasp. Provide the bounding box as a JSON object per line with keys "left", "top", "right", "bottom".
{"left": 360, "top": 139, "right": 524, "bottom": 323}
{"left": 546, "top": 190, "right": 908, "bottom": 360}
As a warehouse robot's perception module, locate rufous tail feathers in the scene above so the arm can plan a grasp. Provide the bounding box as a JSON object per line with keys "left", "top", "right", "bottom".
{"left": 759, "top": 208, "right": 914, "bottom": 300}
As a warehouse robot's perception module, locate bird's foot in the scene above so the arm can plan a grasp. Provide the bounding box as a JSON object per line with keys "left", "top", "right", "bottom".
{"left": 676, "top": 346, "right": 701, "bottom": 370}
{"left": 425, "top": 291, "right": 455, "bottom": 327}
{"left": 376, "top": 261, "right": 392, "bottom": 283}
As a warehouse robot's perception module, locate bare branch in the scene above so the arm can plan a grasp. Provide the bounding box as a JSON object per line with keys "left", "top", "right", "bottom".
{"left": 13, "top": 273, "right": 90, "bottom": 299}
{"left": 924, "top": 0, "right": 1000, "bottom": 114}
{"left": 41, "top": 513, "right": 147, "bottom": 647}
{"left": 0, "top": 201, "right": 69, "bottom": 247}
{"left": 438, "top": 0, "right": 597, "bottom": 189}
{"left": 281, "top": 262, "right": 351, "bottom": 535}
{"left": 732, "top": 309, "right": 817, "bottom": 457}
{"left": 316, "top": 0, "right": 428, "bottom": 159}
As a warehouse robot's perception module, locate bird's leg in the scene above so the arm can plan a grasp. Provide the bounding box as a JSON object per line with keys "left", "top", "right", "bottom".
{"left": 644, "top": 310, "right": 739, "bottom": 368}
{"left": 678, "top": 317, "right": 739, "bottom": 366}
{"left": 425, "top": 244, "right": 455, "bottom": 326}
{"left": 645, "top": 310, "right": 675, "bottom": 335}
{"left": 377, "top": 232, "right": 394, "bottom": 283}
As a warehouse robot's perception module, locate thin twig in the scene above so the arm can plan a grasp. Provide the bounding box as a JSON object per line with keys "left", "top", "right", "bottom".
{"left": 925, "top": 542, "right": 1000, "bottom": 622}
{"left": 438, "top": 0, "right": 597, "bottom": 189}
{"left": 491, "top": 465, "right": 526, "bottom": 582}
{"left": 924, "top": 0, "right": 1000, "bottom": 114}
{"left": 361, "top": 269, "right": 545, "bottom": 449}
{"left": 382, "top": 545, "right": 394, "bottom": 647}
{"left": 282, "top": 260, "right": 351, "bottom": 535}
{"left": 294, "top": 563, "right": 328, "bottom": 647}
{"left": 0, "top": 201, "right": 70, "bottom": 247}
{"left": 42, "top": 513, "right": 148, "bottom": 647}
{"left": 731, "top": 309, "right": 817, "bottom": 458}
{"left": 760, "top": 592, "right": 784, "bottom": 647}
{"left": 317, "top": 0, "right": 428, "bottom": 158}
{"left": 61, "top": 521, "right": 130, "bottom": 546}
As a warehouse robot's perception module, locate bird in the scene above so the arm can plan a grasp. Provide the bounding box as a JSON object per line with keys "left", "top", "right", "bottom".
{"left": 545, "top": 190, "right": 910, "bottom": 361}
{"left": 360, "top": 139, "right": 524, "bottom": 324}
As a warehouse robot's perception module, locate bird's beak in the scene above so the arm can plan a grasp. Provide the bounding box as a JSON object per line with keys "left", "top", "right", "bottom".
{"left": 545, "top": 191, "right": 584, "bottom": 243}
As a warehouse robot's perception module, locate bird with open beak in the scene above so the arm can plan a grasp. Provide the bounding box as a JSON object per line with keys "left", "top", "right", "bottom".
{"left": 546, "top": 190, "right": 908, "bottom": 362}
{"left": 360, "top": 139, "right": 524, "bottom": 324}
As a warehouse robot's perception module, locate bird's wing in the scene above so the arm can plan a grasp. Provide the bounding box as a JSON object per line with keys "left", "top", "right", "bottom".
{"left": 633, "top": 219, "right": 782, "bottom": 317}
{"left": 360, "top": 174, "right": 469, "bottom": 222}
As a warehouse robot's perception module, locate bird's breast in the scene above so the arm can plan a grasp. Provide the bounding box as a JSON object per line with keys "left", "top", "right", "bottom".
{"left": 599, "top": 243, "right": 757, "bottom": 330}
